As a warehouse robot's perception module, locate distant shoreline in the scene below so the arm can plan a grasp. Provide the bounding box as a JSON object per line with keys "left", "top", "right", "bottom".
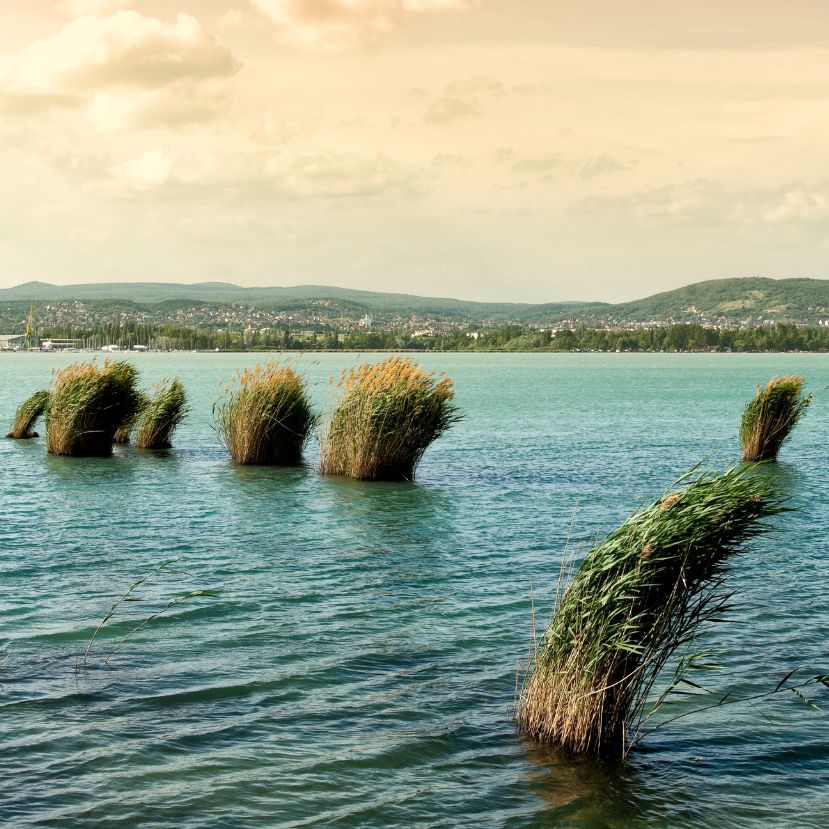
{"left": 4, "top": 348, "right": 828, "bottom": 356}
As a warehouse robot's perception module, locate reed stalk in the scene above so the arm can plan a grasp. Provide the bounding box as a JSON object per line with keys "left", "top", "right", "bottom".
{"left": 113, "top": 393, "right": 148, "bottom": 445}
{"left": 319, "top": 356, "right": 461, "bottom": 481}
{"left": 45, "top": 360, "right": 142, "bottom": 457}
{"left": 134, "top": 379, "right": 188, "bottom": 449}
{"left": 6, "top": 389, "right": 49, "bottom": 439}
{"left": 214, "top": 363, "right": 313, "bottom": 465}
{"left": 740, "top": 375, "right": 811, "bottom": 462}
{"left": 515, "top": 466, "right": 783, "bottom": 758}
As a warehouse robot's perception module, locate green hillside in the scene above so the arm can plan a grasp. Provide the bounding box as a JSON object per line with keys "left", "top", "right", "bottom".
{"left": 0, "top": 280, "right": 600, "bottom": 320}
{"left": 2, "top": 276, "right": 829, "bottom": 324}
{"left": 607, "top": 277, "right": 829, "bottom": 324}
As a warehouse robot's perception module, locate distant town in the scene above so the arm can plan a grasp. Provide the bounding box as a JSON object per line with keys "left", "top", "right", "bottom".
{"left": 3, "top": 277, "right": 829, "bottom": 352}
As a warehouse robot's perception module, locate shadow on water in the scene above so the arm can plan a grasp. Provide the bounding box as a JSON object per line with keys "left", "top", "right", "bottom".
{"left": 745, "top": 459, "right": 801, "bottom": 489}
{"left": 215, "top": 459, "right": 313, "bottom": 491}
{"left": 43, "top": 451, "right": 138, "bottom": 484}
{"left": 318, "top": 474, "right": 462, "bottom": 542}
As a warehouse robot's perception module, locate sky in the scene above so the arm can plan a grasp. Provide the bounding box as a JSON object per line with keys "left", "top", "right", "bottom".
{"left": 1, "top": 2, "right": 829, "bottom": 302}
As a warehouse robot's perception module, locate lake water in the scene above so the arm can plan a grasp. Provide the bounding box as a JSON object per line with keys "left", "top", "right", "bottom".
{"left": 1, "top": 352, "right": 827, "bottom": 828}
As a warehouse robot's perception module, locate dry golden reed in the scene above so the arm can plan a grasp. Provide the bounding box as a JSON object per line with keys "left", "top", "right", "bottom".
{"left": 214, "top": 363, "right": 313, "bottom": 465}
{"left": 319, "top": 356, "right": 461, "bottom": 481}
{"left": 45, "top": 360, "right": 142, "bottom": 457}
{"left": 740, "top": 375, "right": 811, "bottom": 462}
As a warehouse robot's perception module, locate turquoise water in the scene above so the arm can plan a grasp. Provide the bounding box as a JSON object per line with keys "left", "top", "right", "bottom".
{"left": 1, "top": 353, "right": 827, "bottom": 828}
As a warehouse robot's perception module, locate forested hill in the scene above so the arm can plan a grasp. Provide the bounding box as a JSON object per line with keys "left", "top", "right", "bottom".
{"left": 0, "top": 280, "right": 600, "bottom": 321}
{"left": 604, "top": 277, "right": 829, "bottom": 325}
{"left": 1, "top": 276, "right": 829, "bottom": 325}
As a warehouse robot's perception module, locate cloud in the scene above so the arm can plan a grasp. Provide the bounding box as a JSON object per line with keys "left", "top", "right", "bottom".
{"left": 114, "top": 148, "right": 176, "bottom": 190}
{"left": 0, "top": 11, "right": 239, "bottom": 131}
{"left": 495, "top": 147, "right": 514, "bottom": 164}
{"left": 56, "top": 0, "right": 131, "bottom": 17}
{"left": 423, "top": 96, "right": 480, "bottom": 125}
{"left": 2, "top": 11, "right": 239, "bottom": 97}
{"left": 512, "top": 154, "right": 562, "bottom": 174}
{"left": 108, "top": 147, "right": 423, "bottom": 200}
{"left": 249, "top": 0, "right": 476, "bottom": 50}
{"left": 219, "top": 9, "right": 246, "bottom": 28}
{"left": 87, "top": 84, "right": 231, "bottom": 132}
{"left": 431, "top": 152, "right": 468, "bottom": 169}
{"left": 445, "top": 75, "right": 505, "bottom": 98}
{"left": 575, "top": 180, "right": 829, "bottom": 227}
{"left": 420, "top": 74, "right": 505, "bottom": 127}
{"left": 251, "top": 112, "right": 321, "bottom": 145}
{"left": 266, "top": 151, "right": 423, "bottom": 198}
{"left": 752, "top": 187, "right": 829, "bottom": 224}
{"left": 580, "top": 154, "right": 635, "bottom": 179}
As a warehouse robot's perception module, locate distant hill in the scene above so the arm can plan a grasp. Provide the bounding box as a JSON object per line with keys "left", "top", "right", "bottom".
{"left": 0, "top": 280, "right": 600, "bottom": 320}
{"left": 1, "top": 276, "right": 828, "bottom": 324}
{"left": 607, "top": 277, "right": 829, "bottom": 324}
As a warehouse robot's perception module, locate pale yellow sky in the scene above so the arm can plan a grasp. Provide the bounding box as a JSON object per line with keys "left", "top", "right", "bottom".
{"left": 2, "top": 1, "right": 829, "bottom": 301}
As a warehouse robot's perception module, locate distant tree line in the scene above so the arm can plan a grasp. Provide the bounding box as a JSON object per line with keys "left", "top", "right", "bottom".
{"left": 32, "top": 321, "right": 829, "bottom": 353}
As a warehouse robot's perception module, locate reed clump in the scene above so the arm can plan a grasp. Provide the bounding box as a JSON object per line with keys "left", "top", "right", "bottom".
{"left": 319, "top": 356, "right": 461, "bottom": 481}
{"left": 113, "top": 394, "right": 148, "bottom": 445}
{"left": 516, "top": 466, "right": 783, "bottom": 758}
{"left": 134, "top": 379, "right": 188, "bottom": 449}
{"left": 740, "top": 375, "right": 811, "bottom": 462}
{"left": 45, "top": 360, "right": 142, "bottom": 456}
{"left": 214, "top": 364, "right": 313, "bottom": 465}
{"left": 6, "top": 389, "right": 50, "bottom": 439}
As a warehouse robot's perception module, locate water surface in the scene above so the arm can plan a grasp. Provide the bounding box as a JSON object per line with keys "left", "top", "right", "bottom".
{"left": 1, "top": 353, "right": 827, "bottom": 828}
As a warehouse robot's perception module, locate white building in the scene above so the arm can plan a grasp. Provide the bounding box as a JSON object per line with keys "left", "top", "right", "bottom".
{"left": 42, "top": 339, "right": 82, "bottom": 350}
{"left": 0, "top": 334, "right": 25, "bottom": 350}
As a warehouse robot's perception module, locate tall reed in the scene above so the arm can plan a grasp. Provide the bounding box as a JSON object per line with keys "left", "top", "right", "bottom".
{"left": 134, "top": 379, "right": 188, "bottom": 449}
{"left": 516, "top": 466, "right": 783, "bottom": 758}
{"left": 214, "top": 364, "right": 313, "bottom": 465}
{"left": 113, "top": 393, "right": 148, "bottom": 445}
{"left": 46, "top": 360, "right": 142, "bottom": 456}
{"left": 740, "top": 375, "right": 811, "bottom": 462}
{"left": 319, "top": 356, "right": 461, "bottom": 481}
{"left": 6, "top": 389, "right": 49, "bottom": 439}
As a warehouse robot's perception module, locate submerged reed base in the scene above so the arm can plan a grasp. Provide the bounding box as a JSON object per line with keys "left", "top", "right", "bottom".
{"left": 515, "top": 466, "right": 783, "bottom": 758}
{"left": 740, "top": 375, "right": 811, "bottom": 462}
{"left": 6, "top": 389, "right": 50, "bottom": 439}
{"left": 135, "top": 379, "right": 188, "bottom": 449}
{"left": 215, "top": 364, "right": 313, "bottom": 465}
{"left": 319, "top": 356, "right": 461, "bottom": 481}
{"left": 45, "top": 360, "right": 142, "bottom": 457}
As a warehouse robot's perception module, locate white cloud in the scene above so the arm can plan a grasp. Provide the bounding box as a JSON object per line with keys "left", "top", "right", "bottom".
{"left": 87, "top": 85, "right": 230, "bottom": 132}
{"left": 0, "top": 11, "right": 239, "bottom": 132}
{"left": 268, "top": 151, "right": 422, "bottom": 197}
{"left": 219, "top": 9, "right": 246, "bottom": 28}
{"left": 249, "top": 0, "right": 476, "bottom": 49}
{"left": 755, "top": 187, "right": 829, "bottom": 224}
{"left": 251, "top": 112, "right": 321, "bottom": 145}
{"left": 3, "top": 11, "right": 239, "bottom": 96}
{"left": 423, "top": 96, "right": 480, "bottom": 125}
{"left": 56, "top": 0, "right": 132, "bottom": 17}
{"left": 114, "top": 148, "right": 176, "bottom": 190}
{"left": 106, "top": 146, "right": 422, "bottom": 200}
{"left": 576, "top": 180, "right": 829, "bottom": 227}
{"left": 580, "top": 155, "right": 635, "bottom": 179}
